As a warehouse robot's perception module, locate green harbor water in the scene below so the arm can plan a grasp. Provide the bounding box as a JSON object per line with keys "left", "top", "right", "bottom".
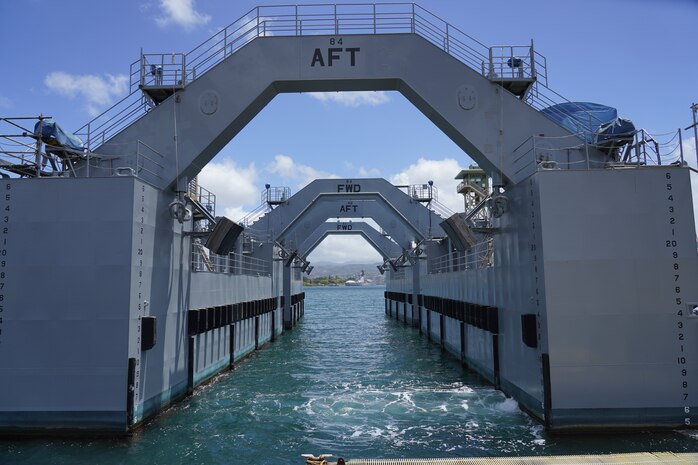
{"left": 3, "top": 286, "right": 698, "bottom": 464}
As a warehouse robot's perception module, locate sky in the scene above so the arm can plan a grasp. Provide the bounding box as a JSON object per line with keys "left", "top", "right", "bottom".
{"left": 1, "top": 0, "right": 697, "bottom": 264}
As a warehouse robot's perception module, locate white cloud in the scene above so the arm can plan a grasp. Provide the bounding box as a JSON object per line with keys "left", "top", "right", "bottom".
{"left": 266, "top": 154, "right": 338, "bottom": 189}
{"left": 155, "top": 0, "right": 211, "bottom": 31}
{"left": 307, "top": 235, "right": 382, "bottom": 264}
{"left": 44, "top": 72, "right": 128, "bottom": 116}
{"left": 358, "top": 166, "right": 381, "bottom": 177}
{"left": 390, "top": 158, "right": 465, "bottom": 213}
{"left": 197, "top": 159, "right": 259, "bottom": 221}
{"left": 308, "top": 91, "right": 390, "bottom": 107}
{"left": 222, "top": 206, "right": 249, "bottom": 222}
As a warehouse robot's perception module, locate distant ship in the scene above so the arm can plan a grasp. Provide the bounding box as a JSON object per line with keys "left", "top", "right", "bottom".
{"left": 345, "top": 270, "right": 366, "bottom": 286}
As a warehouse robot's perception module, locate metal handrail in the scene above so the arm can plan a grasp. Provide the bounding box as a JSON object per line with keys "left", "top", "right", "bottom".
{"left": 510, "top": 127, "right": 687, "bottom": 178}
{"left": 428, "top": 198, "right": 455, "bottom": 219}
{"left": 240, "top": 203, "right": 270, "bottom": 227}
{"left": 192, "top": 247, "right": 270, "bottom": 276}
{"left": 429, "top": 239, "right": 493, "bottom": 274}
{"left": 74, "top": 2, "right": 601, "bottom": 154}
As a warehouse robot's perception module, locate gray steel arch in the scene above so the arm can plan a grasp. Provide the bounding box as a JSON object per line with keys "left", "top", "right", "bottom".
{"left": 245, "top": 178, "right": 444, "bottom": 249}
{"left": 83, "top": 33, "right": 606, "bottom": 189}
{"left": 298, "top": 221, "right": 403, "bottom": 260}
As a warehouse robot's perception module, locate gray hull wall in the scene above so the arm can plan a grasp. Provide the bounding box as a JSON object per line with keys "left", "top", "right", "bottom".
{"left": 387, "top": 167, "right": 698, "bottom": 431}
{"left": 0, "top": 177, "right": 134, "bottom": 431}
{"left": 0, "top": 176, "right": 302, "bottom": 434}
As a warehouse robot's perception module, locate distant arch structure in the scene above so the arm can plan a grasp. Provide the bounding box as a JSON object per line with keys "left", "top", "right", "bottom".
{"left": 74, "top": 3, "right": 608, "bottom": 190}
{"left": 298, "top": 221, "right": 403, "bottom": 261}
{"left": 245, "top": 178, "right": 444, "bottom": 252}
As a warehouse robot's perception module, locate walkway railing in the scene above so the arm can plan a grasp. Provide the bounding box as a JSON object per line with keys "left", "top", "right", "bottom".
{"left": 192, "top": 247, "right": 270, "bottom": 276}
{"left": 511, "top": 128, "right": 689, "bottom": 179}
{"left": 73, "top": 2, "right": 576, "bottom": 153}
{"left": 429, "top": 240, "right": 493, "bottom": 274}
{"left": 428, "top": 198, "right": 455, "bottom": 219}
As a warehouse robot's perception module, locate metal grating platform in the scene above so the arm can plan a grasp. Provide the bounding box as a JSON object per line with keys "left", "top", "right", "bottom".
{"left": 346, "top": 452, "right": 698, "bottom": 465}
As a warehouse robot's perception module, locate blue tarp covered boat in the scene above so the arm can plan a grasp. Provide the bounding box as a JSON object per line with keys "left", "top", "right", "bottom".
{"left": 540, "top": 102, "right": 635, "bottom": 150}
{"left": 33, "top": 119, "right": 85, "bottom": 154}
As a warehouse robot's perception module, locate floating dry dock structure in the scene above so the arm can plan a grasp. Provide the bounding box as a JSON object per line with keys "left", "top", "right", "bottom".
{"left": 0, "top": 3, "right": 697, "bottom": 435}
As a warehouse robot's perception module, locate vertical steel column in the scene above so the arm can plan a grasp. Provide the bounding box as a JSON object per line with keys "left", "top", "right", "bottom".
{"left": 426, "top": 309, "right": 431, "bottom": 341}
{"left": 187, "top": 336, "right": 195, "bottom": 394}
{"left": 542, "top": 353, "right": 552, "bottom": 429}
{"left": 412, "top": 259, "right": 420, "bottom": 329}
{"left": 229, "top": 323, "right": 235, "bottom": 369}
{"left": 686, "top": 103, "right": 698, "bottom": 167}
{"left": 126, "top": 358, "right": 136, "bottom": 428}
{"left": 283, "top": 265, "right": 292, "bottom": 329}
{"left": 492, "top": 334, "right": 500, "bottom": 389}
{"left": 439, "top": 314, "right": 445, "bottom": 350}
{"left": 418, "top": 301, "right": 423, "bottom": 335}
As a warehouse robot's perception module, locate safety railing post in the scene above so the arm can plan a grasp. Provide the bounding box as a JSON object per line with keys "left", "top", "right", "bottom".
{"left": 584, "top": 139, "right": 589, "bottom": 169}
{"left": 140, "top": 49, "right": 145, "bottom": 88}
{"left": 642, "top": 130, "right": 648, "bottom": 165}
{"left": 634, "top": 133, "right": 641, "bottom": 167}
{"left": 530, "top": 39, "right": 536, "bottom": 79}
{"left": 488, "top": 47, "right": 494, "bottom": 78}
{"left": 334, "top": 4, "right": 338, "bottom": 35}
{"left": 692, "top": 103, "right": 698, "bottom": 169}
{"left": 295, "top": 5, "right": 299, "bottom": 36}
{"left": 411, "top": 3, "right": 415, "bottom": 33}
{"left": 86, "top": 122, "right": 91, "bottom": 153}
{"left": 224, "top": 28, "right": 228, "bottom": 57}
{"left": 445, "top": 23, "right": 449, "bottom": 53}
{"left": 373, "top": 4, "right": 376, "bottom": 34}
{"left": 181, "top": 54, "right": 186, "bottom": 86}
{"left": 256, "top": 7, "right": 260, "bottom": 37}
{"left": 678, "top": 128, "right": 684, "bottom": 165}
{"left": 35, "top": 117, "right": 42, "bottom": 178}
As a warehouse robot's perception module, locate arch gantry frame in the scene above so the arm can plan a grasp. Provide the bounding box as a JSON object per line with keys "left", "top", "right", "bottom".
{"left": 78, "top": 9, "right": 608, "bottom": 190}
{"left": 246, "top": 179, "right": 445, "bottom": 250}
{"left": 297, "top": 221, "right": 403, "bottom": 261}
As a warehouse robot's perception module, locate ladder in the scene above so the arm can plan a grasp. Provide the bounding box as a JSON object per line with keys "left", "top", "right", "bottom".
{"left": 193, "top": 240, "right": 214, "bottom": 272}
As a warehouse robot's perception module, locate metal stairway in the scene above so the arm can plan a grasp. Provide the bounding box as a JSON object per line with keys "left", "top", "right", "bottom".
{"left": 73, "top": 3, "right": 592, "bottom": 154}
{"left": 70, "top": 3, "right": 635, "bottom": 192}
{"left": 240, "top": 186, "right": 290, "bottom": 227}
